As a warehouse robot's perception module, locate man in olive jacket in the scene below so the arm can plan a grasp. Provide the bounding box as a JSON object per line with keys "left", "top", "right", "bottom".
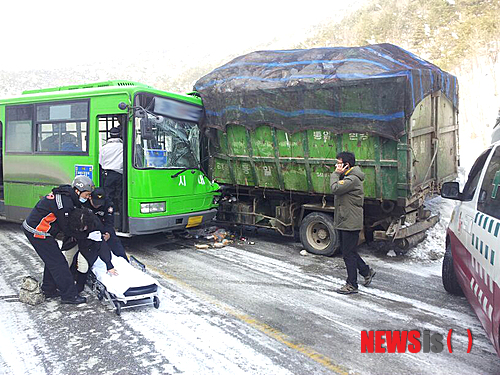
{"left": 330, "top": 151, "right": 375, "bottom": 294}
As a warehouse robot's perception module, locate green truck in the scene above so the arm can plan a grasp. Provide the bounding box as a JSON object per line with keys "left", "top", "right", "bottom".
{"left": 195, "top": 44, "right": 459, "bottom": 255}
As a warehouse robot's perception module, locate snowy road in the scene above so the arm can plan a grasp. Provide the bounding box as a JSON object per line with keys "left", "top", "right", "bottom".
{"left": 0, "top": 221, "right": 499, "bottom": 375}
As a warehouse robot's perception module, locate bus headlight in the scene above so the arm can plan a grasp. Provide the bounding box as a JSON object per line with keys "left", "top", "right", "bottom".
{"left": 140, "top": 202, "right": 166, "bottom": 214}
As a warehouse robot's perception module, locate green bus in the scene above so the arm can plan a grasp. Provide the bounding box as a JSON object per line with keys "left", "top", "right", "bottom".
{"left": 0, "top": 80, "right": 220, "bottom": 235}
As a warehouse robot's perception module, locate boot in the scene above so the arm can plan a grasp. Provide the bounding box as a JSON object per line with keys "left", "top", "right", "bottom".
{"left": 363, "top": 267, "right": 376, "bottom": 287}
{"left": 61, "top": 294, "right": 87, "bottom": 305}
{"left": 76, "top": 271, "right": 88, "bottom": 293}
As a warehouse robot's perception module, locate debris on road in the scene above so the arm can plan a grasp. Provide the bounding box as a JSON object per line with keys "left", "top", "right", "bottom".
{"left": 195, "top": 244, "right": 210, "bottom": 249}
{"left": 300, "top": 249, "right": 309, "bottom": 256}
{"left": 19, "top": 276, "right": 44, "bottom": 306}
{"left": 387, "top": 250, "right": 397, "bottom": 257}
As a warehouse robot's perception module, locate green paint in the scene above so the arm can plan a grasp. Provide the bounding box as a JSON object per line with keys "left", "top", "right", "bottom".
{"left": 492, "top": 170, "right": 500, "bottom": 199}
{"left": 212, "top": 125, "right": 402, "bottom": 200}
{"left": 0, "top": 81, "right": 219, "bottom": 234}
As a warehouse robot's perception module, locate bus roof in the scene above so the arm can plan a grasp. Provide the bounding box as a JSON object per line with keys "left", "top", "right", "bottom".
{"left": 0, "top": 80, "right": 202, "bottom": 106}
{"left": 21, "top": 80, "right": 151, "bottom": 94}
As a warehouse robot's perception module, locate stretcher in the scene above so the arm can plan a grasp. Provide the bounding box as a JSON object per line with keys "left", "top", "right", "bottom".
{"left": 88, "top": 254, "right": 160, "bottom": 316}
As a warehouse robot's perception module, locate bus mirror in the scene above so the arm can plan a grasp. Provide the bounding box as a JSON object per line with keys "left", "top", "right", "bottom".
{"left": 137, "top": 117, "right": 154, "bottom": 140}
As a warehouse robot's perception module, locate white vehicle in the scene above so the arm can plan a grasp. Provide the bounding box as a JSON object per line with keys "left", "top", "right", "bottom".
{"left": 441, "top": 139, "right": 500, "bottom": 356}
{"left": 493, "top": 120, "right": 500, "bottom": 144}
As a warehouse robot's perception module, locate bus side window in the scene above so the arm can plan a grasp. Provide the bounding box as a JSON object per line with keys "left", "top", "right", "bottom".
{"left": 5, "top": 105, "right": 33, "bottom": 153}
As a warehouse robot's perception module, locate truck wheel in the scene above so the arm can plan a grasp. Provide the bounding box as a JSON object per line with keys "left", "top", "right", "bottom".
{"left": 442, "top": 242, "right": 463, "bottom": 296}
{"left": 300, "top": 212, "right": 340, "bottom": 256}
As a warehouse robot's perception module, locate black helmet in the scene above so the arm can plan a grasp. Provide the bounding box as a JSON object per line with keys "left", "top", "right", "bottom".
{"left": 109, "top": 127, "right": 121, "bottom": 138}
{"left": 71, "top": 175, "right": 95, "bottom": 192}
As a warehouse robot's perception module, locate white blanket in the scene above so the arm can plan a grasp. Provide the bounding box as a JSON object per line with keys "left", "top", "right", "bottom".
{"left": 92, "top": 254, "right": 159, "bottom": 299}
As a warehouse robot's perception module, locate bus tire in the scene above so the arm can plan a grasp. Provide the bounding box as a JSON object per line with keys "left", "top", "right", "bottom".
{"left": 442, "top": 242, "right": 463, "bottom": 296}
{"left": 300, "top": 212, "right": 340, "bottom": 256}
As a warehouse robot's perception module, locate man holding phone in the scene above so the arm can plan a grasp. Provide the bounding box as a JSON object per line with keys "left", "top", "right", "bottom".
{"left": 330, "top": 151, "right": 375, "bottom": 294}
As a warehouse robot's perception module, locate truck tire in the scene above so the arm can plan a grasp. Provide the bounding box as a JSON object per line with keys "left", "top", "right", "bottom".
{"left": 300, "top": 212, "right": 340, "bottom": 256}
{"left": 442, "top": 242, "right": 463, "bottom": 296}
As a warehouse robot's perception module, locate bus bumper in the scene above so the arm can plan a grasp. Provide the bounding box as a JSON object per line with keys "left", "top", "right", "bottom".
{"left": 128, "top": 208, "right": 218, "bottom": 235}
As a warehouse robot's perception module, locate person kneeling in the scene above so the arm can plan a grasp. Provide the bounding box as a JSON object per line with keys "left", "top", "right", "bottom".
{"left": 63, "top": 209, "right": 118, "bottom": 293}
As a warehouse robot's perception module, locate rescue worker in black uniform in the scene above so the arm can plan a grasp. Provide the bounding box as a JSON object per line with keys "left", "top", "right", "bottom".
{"left": 22, "top": 175, "right": 95, "bottom": 304}
{"left": 62, "top": 208, "right": 117, "bottom": 293}
{"left": 85, "top": 187, "right": 128, "bottom": 261}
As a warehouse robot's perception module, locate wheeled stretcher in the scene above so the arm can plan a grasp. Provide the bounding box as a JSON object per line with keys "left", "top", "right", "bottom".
{"left": 88, "top": 254, "right": 160, "bottom": 316}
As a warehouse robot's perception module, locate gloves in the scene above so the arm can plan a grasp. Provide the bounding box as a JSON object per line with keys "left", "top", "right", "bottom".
{"left": 87, "top": 231, "right": 102, "bottom": 242}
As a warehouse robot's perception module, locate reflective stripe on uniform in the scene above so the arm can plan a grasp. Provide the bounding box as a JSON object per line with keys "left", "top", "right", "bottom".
{"left": 55, "top": 194, "right": 63, "bottom": 209}
{"left": 22, "top": 220, "right": 51, "bottom": 238}
{"left": 34, "top": 213, "right": 56, "bottom": 238}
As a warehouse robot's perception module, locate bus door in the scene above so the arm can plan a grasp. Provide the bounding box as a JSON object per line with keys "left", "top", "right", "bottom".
{"left": 98, "top": 114, "right": 128, "bottom": 232}
{"left": 0, "top": 120, "right": 3, "bottom": 214}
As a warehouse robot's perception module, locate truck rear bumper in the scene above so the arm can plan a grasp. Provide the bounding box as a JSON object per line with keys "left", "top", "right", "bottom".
{"left": 128, "top": 209, "right": 218, "bottom": 235}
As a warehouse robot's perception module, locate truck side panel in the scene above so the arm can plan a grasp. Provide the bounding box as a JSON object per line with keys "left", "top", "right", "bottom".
{"left": 210, "top": 125, "right": 401, "bottom": 201}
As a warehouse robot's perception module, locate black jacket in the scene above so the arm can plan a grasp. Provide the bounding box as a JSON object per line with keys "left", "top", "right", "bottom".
{"left": 62, "top": 211, "right": 114, "bottom": 270}
{"left": 84, "top": 198, "right": 115, "bottom": 234}
{"left": 25, "top": 185, "right": 81, "bottom": 238}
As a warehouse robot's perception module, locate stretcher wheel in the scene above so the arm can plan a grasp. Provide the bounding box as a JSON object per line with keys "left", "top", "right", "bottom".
{"left": 114, "top": 301, "right": 122, "bottom": 316}
{"left": 153, "top": 296, "right": 160, "bottom": 309}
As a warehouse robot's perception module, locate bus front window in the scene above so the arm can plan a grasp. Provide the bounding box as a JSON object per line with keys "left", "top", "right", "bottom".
{"left": 134, "top": 112, "right": 200, "bottom": 169}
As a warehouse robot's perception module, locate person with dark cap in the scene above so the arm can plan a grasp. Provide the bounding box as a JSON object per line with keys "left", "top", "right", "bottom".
{"left": 22, "top": 175, "right": 95, "bottom": 304}
{"left": 99, "top": 127, "right": 123, "bottom": 216}
{"left": 62, "top": 208, "right": 118, "bottom": 293}
{"left": 85, "top": 187, "right": 128, "bottom": 261}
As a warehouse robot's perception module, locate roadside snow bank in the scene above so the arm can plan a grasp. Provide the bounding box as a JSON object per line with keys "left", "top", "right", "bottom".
{"left": 405, "top": 165, "right": 469, "bottom": 261}
{"left": 405, "top": 195, "right": 456, "bottom": 261}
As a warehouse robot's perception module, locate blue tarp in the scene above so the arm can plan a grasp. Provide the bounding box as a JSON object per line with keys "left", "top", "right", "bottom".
{"left": 194, "top": 43, "right": 458, "bottom": 140}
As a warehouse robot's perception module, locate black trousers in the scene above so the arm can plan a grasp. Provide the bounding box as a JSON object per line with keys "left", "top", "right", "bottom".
{"left": 102, "top": 170, "right": 122, "bottom": 213}
{"left": 23, "top": 229, "right": 78, "bottom": 299}
{"left": 339, "top": 230, "right": 369, "bottom": 288}
{"left": 106, "top": 229, "right": 128, "bottom": 261}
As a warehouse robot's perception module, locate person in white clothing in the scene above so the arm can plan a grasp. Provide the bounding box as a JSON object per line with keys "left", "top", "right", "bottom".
{"left": 99, "top": 127, "right": 123, "bottom": 215}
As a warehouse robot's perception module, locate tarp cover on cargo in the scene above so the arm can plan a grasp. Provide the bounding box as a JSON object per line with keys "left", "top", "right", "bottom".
{"left": 194, "top": 43, "right": 458, "bottom": 140}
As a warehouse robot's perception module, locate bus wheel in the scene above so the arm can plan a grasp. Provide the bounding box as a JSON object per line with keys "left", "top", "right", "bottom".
{"left": 300, "top": 212, "right": 340, "bottom": 256}
{"left": 442, "top": 242, "right": 463, "bottom": 296}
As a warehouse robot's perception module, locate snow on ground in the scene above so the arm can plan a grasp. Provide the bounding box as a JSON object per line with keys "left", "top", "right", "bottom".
{"left": 405, "top": 195, "right": 456, "bottom": 261}
{"left": 0, "top": 272, "right": 50, "bottom": 375}
{"left": 121, "top": 286, "right": 294, "bottom": 375}
{"left": 405, "top": 163, "right": 469, "bottom": 262}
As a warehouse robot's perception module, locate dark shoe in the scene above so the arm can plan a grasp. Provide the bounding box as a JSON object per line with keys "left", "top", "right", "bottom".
{"left": 76, "top": 272, "right": 88, "bottom": 294}
{"left": 363, "top": 268, "right": 376, "bottom": 287}
{"left": 61, "top": 295, "right": 87, "bottom": 305}
{"left": 43, "top": 290, "right": 61, "bottom": 299}
{"left": 336, "top": 283, "right": 358, "bottom": 294}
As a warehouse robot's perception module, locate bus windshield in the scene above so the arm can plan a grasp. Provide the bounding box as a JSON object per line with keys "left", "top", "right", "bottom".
{"left": 133, "top": 101, "right": 200, "bottom": 170}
